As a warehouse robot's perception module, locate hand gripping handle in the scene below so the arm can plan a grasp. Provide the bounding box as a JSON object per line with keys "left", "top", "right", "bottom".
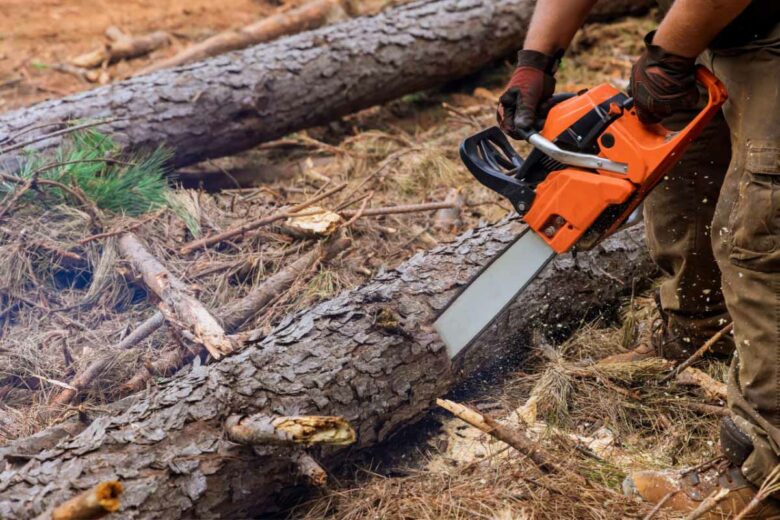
{"left": 658, "top": 66, "right": 728, "bottom": 149}
{"left": 619, "top": 66, "right": 728, "bottom": 186}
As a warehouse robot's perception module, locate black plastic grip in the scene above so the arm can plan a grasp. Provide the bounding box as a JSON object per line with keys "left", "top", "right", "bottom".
{"left": 459, "top": 127, "right": 535, "bottom": 214}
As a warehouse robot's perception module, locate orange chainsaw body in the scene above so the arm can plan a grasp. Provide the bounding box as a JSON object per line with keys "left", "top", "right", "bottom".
{"left": 461, "top": 67, "right": 728, "bottom": 254}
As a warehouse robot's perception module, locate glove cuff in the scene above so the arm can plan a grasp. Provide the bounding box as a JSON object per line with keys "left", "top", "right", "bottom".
{"left": 642, "top": 31, "right": 697, "bottom": 72}
{"left": 516, "top": 49, "right": 564, "bottom": 75}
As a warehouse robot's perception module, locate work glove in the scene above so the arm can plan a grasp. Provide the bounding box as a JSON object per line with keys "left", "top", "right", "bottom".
{"left": 629, "top": 31, "right": 699, "bottom": 124}
{"left": 497, "top": 49, "right": 561, "bottom": 139}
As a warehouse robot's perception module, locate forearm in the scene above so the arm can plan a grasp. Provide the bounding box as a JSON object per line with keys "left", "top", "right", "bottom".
{"left": 654, "top": 0, "right": 752, "bottom": 57}
{"left": 523, "top": 0, "right": 599, "bottom": 54}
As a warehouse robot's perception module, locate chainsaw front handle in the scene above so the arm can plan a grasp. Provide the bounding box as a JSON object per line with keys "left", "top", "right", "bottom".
{"left": 524, "top": 132, "right": 628, "bottom": 174}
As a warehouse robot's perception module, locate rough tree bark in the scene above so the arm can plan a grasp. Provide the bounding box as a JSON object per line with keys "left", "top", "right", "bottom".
{"left": 0, "top": 219, "right": 654, "bottom": 519}
{"left": 136, "top": 0, "right": 351, "bottom": 75}
{"left": 0, "top": 0, "right": 653, "bottom": 173}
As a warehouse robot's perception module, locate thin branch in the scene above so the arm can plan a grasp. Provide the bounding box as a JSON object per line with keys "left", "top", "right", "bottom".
{"left": 340, "top": 192, "right": 373, "bottom": 228}
{"left": 436, "top": 398, "right": 584, "bottom": 483}
{"left": 0, "top": 176, "right": 35, "bottom": 219}
{"left": 180, "top": 182, "right": 346, "bottom": 254}
{"left": 340, "top": 200, "right": 455, "bottom": 218}
{"left": 683, "top": 487, "right": 729, "bottom": 520}
{"left": 642, "top": 491, "right": 679, "bottom": 520}
{"left": 660, "top": 322, "right": 733, "bottom": 383}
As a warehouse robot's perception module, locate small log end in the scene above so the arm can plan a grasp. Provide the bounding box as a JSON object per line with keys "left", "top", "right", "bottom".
{"left": 51, "top": 480, "right": 123, "bottom": 520}
{"left": 95, "top": 481, "right": 123, "bottom": 512}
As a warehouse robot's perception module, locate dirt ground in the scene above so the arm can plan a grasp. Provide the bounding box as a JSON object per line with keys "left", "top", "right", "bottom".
{"left": 0, "top": 0, "right": 289, "bottom": 110}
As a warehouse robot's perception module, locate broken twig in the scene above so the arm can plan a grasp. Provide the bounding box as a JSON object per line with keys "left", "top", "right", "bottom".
{"left": 293, "top": 452, "right": 328, "bottom": 487}
{"left": 683, "top": 487, "right": 729, "bottom": 520}
{"left": 225, "top": 414, "right": 356, "bottom": 446}
{"left": 436, "top": 398, "right": 581, "bottom": 481}
{"left": 661, "top": 322, "right": 733, "bottom": 383}
{"left": 118, "top": 232, "right": 236, "bottom": 359}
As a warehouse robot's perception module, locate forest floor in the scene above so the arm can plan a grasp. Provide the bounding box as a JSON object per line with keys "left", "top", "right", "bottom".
{"left": 0, "top": 4, "right": 728, "bottom": 519}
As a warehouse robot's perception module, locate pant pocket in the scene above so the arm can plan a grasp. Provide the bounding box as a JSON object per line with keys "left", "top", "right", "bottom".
{"left": 729, "top": 143, "right": 780, "bottom": 272}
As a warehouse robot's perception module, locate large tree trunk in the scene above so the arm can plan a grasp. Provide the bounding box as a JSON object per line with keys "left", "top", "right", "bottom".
{"left": 0, "top": 219, "right": 655, "bottom": 519}
{"left": 0, "top": 0, "right": 652, "bottom": 173}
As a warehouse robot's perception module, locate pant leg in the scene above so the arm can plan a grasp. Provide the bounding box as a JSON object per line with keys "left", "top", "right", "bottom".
{"left": 643, "top": 88, "right": 732, "bottom": 346}
{"left": 707, "top": 46, "right": 780, "bottom": 486}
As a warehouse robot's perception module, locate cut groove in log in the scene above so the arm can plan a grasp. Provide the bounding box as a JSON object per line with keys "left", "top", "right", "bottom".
{"left": 50, "top": 481, "right": 123, "bottom": 520}
{"left": 118, "top": 232, "right": 236, "bottom": 359}
{"left": 0, "top": 0, "right": 654, "bottom": 174}
{"left": 225, "top": 414, "right": 356, "bottom": 446}
{"left": 0, "top": 220, "right": 655, "bottom": 518}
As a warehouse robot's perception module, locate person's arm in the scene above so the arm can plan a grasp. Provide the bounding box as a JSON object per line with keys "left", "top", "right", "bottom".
{"left": 654, "top": 0, "right": 752, "bottom": 57}
{"left": 630, "top": 0, "right": 752, "bottom": 123}
{"left": 498, "top": 0, "right": 597, "bottom": 138}
{"left": 523, "top": 0, "right": 599, "bottom": 54}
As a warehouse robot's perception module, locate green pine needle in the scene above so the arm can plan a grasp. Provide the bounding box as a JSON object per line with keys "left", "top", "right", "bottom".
{"left": 9, "top": 129, "right": 173, "bottom": 216}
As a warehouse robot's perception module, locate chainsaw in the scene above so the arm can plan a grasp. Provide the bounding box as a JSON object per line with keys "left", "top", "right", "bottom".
{"left": 434, "top": 66, "right": 728, "bottom": 358}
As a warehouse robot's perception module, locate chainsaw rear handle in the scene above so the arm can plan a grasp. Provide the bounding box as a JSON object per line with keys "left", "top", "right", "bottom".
{"left": 637, "top": 66, "right": 727, "bottom": 165}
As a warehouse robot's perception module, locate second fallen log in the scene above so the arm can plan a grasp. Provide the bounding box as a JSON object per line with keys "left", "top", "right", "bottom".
{"left": 0, "top": 219, "right": 655, "bottom": 518}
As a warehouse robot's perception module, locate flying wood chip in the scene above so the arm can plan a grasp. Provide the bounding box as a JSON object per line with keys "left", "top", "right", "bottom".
{"left": 285, "top": 206, "right": 343, "bottom": 237}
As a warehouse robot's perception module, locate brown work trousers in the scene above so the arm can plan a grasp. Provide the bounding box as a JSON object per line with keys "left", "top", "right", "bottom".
{"left": 645, "top": 41, "right": 780, "bottom": 485}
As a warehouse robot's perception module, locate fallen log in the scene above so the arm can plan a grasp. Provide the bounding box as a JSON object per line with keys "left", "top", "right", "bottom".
{"left": 0, "top": 219, "right": 654, "bottom": 518}
{"left": 0, "top": 0, "right": 653, "bottom": 173}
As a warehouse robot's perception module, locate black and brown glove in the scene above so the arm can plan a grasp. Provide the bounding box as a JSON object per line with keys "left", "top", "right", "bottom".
{"left": 498, "top": 49, "right": 561, "bottom": 139}
{"left": 629, "top": 31, "right": 699, "bottom": 124}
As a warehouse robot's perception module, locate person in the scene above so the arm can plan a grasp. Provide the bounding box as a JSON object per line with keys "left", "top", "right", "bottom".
{"left": 497, "top": 0, "right": 780, "bottom": 516}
